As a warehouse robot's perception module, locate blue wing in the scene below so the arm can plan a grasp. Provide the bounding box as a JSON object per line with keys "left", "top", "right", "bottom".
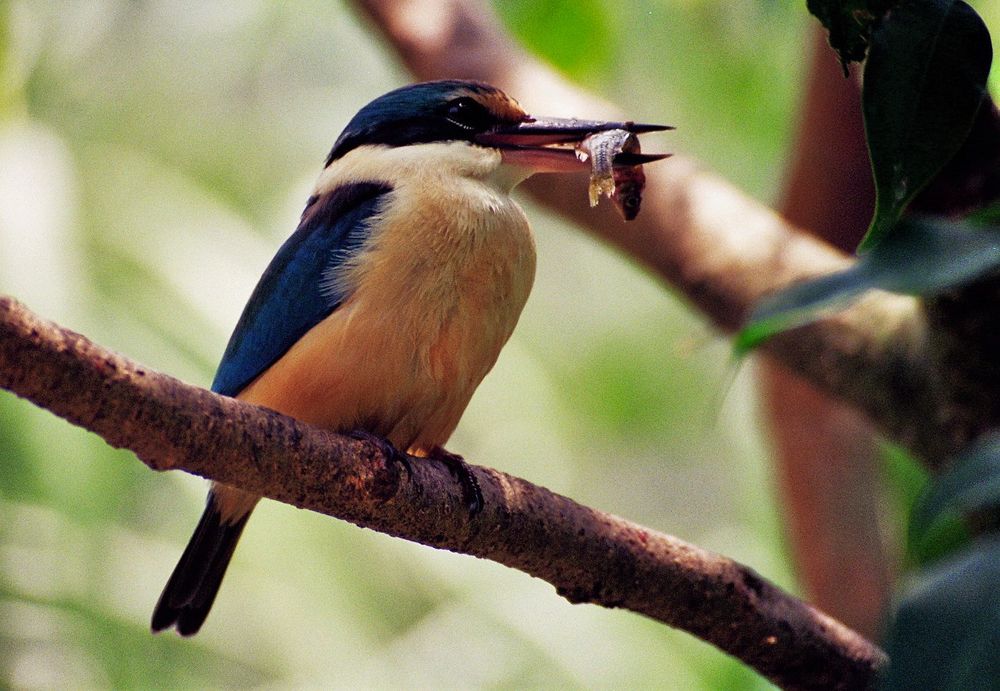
{"left": 211, "top": 181, "right": 392, "bottom": 397}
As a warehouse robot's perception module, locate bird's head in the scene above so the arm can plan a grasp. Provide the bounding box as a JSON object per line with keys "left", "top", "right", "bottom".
{"left": 325, "top": 80, "right": 669, "bottom": 183}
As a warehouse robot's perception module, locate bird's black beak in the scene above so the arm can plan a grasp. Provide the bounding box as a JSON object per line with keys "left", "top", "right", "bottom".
{"left": 476, "top": 117, "right": 672, "bottom": 172}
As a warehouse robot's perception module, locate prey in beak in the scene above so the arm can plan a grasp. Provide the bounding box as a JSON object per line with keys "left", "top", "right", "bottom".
{"left": 476, "top": 118, "right": 673, "bottom": 220}
{"left": 476, "top": 118, "right": 672, "bottom": 172}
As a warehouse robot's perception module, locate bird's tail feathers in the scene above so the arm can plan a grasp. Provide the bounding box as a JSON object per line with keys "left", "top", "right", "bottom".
{"left": 151, "top": 491, "right": 250, "bottom": 636}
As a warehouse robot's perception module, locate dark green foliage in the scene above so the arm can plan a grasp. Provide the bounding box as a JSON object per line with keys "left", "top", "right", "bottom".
{"left": 741, "top": 6, "right": 1000, "bottom": 677}
{"left": 910, "top": 436, "right": 1000, "bottom": 552}
{"left": 860, "top": 0, "right": 993, "bottom": 249}
{"left": 882, "top": 445, "right": 971, "bottom": 568}
{"left": 881, "top": 438, "right": 1000, "bottom": 688}
{"left": 739, "top": 0, "right": 994, "bottom": 346}
{"left": 881, "top": 537, "right": 1000, "bottom": 689}
{"left": 883, "top": 537, "right": 1000, "bottom": 690}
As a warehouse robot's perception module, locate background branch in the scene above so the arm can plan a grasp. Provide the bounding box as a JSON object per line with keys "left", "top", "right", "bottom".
{"left": 352, "top": 0, "right": 995, "bottom": 468}
{"left": 763, "top": 27, "right": 892, "bottom": 637}
{"left": 0, "top": 295, "right": 885, "bottom": 689}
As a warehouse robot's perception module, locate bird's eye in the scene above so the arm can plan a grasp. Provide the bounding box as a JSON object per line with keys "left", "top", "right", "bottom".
{"left": 445, "top": 97, "right": 493, "bottom": 131}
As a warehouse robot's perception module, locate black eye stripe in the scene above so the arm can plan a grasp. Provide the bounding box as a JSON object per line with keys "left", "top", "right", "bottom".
{"left": 327, "top": 85, "right": 521, "bottom": 164}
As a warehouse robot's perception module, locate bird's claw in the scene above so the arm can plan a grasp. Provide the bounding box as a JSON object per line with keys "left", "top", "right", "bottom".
{"left": 430, "top": 447, "right": 484, "bottom": 516}
{"left": 348, "top": 429, "right": 412, "bottom": 477}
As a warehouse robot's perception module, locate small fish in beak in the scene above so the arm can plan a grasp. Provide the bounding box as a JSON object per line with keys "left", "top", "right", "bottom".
{"left": 576, "top": 129, "right": 658, "bottom": 221}
{"left": 477, "top": 118, "right": 672, "bottom": 221}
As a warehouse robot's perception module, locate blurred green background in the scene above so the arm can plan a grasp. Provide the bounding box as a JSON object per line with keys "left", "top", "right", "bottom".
{"left": 0, "top": 1, "right": 994, "bottom": 688}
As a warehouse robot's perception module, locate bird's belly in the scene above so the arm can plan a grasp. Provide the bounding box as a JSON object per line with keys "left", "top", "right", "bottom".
{"left": 239, "top": 191, "right": 535, "bottom": 453}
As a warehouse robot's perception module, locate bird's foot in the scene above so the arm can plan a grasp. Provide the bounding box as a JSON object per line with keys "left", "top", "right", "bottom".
{"left": 429, "top": 446, "right": 483, "bottom": 516}
{"left": 348, "top": 429, "right": 412, "bottom": 477}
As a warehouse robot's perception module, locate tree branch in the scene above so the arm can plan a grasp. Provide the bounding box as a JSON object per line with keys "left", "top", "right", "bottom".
{"left": 763, "top": 27, "right": 892, "bottom": 638}
{"left": 351, "top": 0, "right": 1000, "bottom": 468}
{"left": 0, "top": 295, "right": 884, "bottom": 689}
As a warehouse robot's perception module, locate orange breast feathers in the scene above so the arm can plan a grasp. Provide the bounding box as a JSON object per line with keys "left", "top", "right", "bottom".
{"left": 238, "top": 157, "right": 536, "bottom": 456}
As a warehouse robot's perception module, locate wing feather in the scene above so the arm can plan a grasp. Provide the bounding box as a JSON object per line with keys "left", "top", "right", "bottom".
{"left": 211, "top": 181, "right": 391, "bottom": 397}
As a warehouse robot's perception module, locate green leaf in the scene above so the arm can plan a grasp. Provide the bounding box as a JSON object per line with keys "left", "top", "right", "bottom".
{"left": 860, "top": 0, "right": 993, "bottom": 250}
{"left": 967, "top": 201, "right": 1000, "bottom": 227}
{"left": 735, "top": 261, "right": 873, "bottom": 353}
{"left": 881, "top": 444, "right": 969, "bottom": 568}
{"left": 910, "top": 435, "right": 1000, "bottom": 546}
{"left": 908, "top": 508, "right": 972, "bottom": 568}
{"left": 881, "top": 537, "right": 1000, "bottom": 690}
{"left": 736, "top": 216, "right": 1000, "bottom": 352}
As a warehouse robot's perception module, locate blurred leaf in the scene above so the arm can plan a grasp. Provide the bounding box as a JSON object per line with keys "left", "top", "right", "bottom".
{"left": 882, "top": 444, "right": 971, "bottom": 567}
{"left": 0, "top": 399, "right": 43, "bottom": 500}
{"left": 736, "top": 216, "right": 1000, "bottom": 352}
{"left": 908, "top": 506, "right": 973, "bottom": 568}
{"left": 806, "top": 0, "right": 894, "bottom": 67}
{"left": 910, "top": 435, "right": 1000, "bottom": 545}
{"left": 565, "top": 334, "right": 708, "bottom": 440}
{"left": 967, "top": 200, "right": 1000, "bottom": 226}
{"left": 882, "top": 444, "right": 930, "bottom": 515}
{"left": 625, "top": 3, "right": 803, "bottom": 202}
{"left": 860, "top": 0, "right": 993, "bottom": 250}
{"left": 493, "top": 0, "right": 615, "bottom": 78}
{"left": 881, "top": 536, "right": 1000, "bottom": 690}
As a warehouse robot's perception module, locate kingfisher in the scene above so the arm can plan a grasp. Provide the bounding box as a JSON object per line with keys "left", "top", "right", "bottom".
{"left": 151, "top": 79, "right": 668, "bottom": 636}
